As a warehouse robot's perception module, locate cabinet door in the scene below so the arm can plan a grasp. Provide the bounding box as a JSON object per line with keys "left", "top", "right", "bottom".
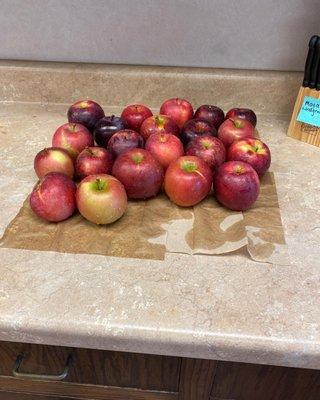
{"left": 210, "top": 361, "right": 320, "bottom": 400}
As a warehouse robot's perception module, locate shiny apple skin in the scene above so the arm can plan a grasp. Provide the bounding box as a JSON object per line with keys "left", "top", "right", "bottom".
{"left": 181, "top": 118, "right": 217, "bottom": 145}
{"left": 107, "top": 129, "right": 144, "bottom": 158}
{"left": 120, "top": 104, "right": 153, "bottom": 131}
{"left": 75, "top": 147, "right": 114, "bottom": 180}
{"left": 112, "top": 149, "right": 164, "bottom": 199}
{"left": 30, "top": 172, "right": 76, "bottom": 222}
{"left": 34, "top": 147, "right": 74, "bottom": 179}
{"left": 76, "top": 174, "right": 127, "bottom": 225}
{"left": 186, "top": 136, "right": 226, "bottom": 171}
{"left": 214, "top": 161, "right": 260, "bottom": 211}
{"left": 93, "top": 115, "right": 127, "bottom": 147}
{"left": 225, "top": 108, "right": 257, "bottom": 127}
{"left": 218, "top": 118, "right": 254, "bottom": 148}
{"left": 67, "top": 100, "right": 105, "bottom": 132}
{"left": 227, "top": 138, "right": 271, "bottom": 178}
{"left": 194, "top": 105, "right": 225, "bottom": 129}
{"left": 159, "top": 98, "right": 194, "bottom": 129}
{"left": 164, "top": 155, "right": 213, "bottom": 207}
{"left": 52, "top": 122, "right": 94, "bottom": 159}
{"left": 140, "top": 114, "right": 180, "bottom": 140}
{"left": 145, "top": 133, "right": 184, "bottom": 169}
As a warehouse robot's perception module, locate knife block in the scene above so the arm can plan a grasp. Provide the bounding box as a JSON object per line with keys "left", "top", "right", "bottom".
{"left": 287, "top": 87, "right": 320, "bottom": 147}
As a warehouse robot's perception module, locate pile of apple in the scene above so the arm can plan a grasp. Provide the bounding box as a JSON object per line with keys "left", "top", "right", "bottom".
{"left": 30, "top": 98, "right": 271, "bottom": 225}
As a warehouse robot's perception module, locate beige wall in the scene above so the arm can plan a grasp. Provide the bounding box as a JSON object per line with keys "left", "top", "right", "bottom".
{"left": 1, "top": 0, "right": 319, "bottom": 71}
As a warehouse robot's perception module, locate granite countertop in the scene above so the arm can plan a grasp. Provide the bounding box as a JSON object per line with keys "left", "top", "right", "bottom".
{"left": 0, "top": 62, "right": 319, "bottom": 370}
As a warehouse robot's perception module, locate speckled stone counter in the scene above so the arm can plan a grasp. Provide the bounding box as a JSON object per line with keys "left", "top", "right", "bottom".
{"left": 0, "top": 62, "right": 319, "bottom": 370}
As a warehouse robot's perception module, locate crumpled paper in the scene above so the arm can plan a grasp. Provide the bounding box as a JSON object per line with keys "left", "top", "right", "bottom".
{"left": 0, "top": 172, "right": 288, "bottom": 264}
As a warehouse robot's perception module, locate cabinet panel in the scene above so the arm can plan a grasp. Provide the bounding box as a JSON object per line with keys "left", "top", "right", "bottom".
{"left": 0, "top": 341, "right": 180, "bottom": 392}
{"left": 178, "top": 358, "right": 216, "bottom": 400}
{"left": 210, "top": 361, "right": 320, "bottom": 400}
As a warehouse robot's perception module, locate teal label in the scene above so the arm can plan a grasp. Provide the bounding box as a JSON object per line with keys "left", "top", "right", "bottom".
{"left": 297, "top": 96, "right": 320, "bottom": 127}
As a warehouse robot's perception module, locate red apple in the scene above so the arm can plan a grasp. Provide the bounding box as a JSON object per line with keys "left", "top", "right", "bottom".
{"left": 181, "top": 118, "right": 217, "bottom": 145}
{"left": 75, "top": 147, "right": 113, "bottom": 180}
{"left": 30, "top": 172, "right": 76, "bottom": 222}
{"left": 160, "top": 98, "right": 194, "bottom": 129}
{"left": 34, "top": 147, "right": 74, "bottom": 179}
{"left": 52, "top": 122, "right": 94, "bottom": 159}
{"left": 67, "top": 100, "right": 105, "bottom": 131}
{"left": 120, "top": 104, "right": 153, "bottom": 131}
{"left": 140, "top": 114, "right": 180, "bottom": 140}
{"left": 107, "top": 129, "right": 144, "bottom": 158}
{"left": 194, "top": 105, "right": 224, "bottom": 129}
{"left": 164, "top": 156, "right": 213, "bottom": 207}
{"left": 214, "top": 161, "right": 260, "bottom": 211}
{"left": 112, "top": 149, "right": 164, "bottom": 199}
{"left": 76, "top": 174, "right": 127, "bottom": 225}
{"left": 225, "top": 108, "right": 257, "bottom": 127}
{"left": 218, "top": 118, "right": 254, "bottom": 148}
{"left": 227, "top": 138, "right": 271, "bottom": 178}
{"left": 93, "top": 115, "right": 127, "bottom": 147}
{"left": 186, "top": 136, "right": 226, "bottom": 170}
{"left": 145, "top": 133, "right": 184, "bottom": 169}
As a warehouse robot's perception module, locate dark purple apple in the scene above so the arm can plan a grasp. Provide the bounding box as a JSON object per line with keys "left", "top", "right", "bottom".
{"left": 194, "top": 105, "right": 225, "bottom": 129}
{"left": 214, "top": 161, "right": 260, "bottom": 211}
{"left": 225, "top": 108, "right": 257, "bottom": 127}
{"left": 181, "top": 118, "right": 217, "bottom": 145}
{"left": 107, "top": 129, "right": 144, "bottom": 158}
{"left": 67, "top": 100, "right": 105, "bottom": 132}
{"left": 93, "top": 115, "right": 127, "bottom": 147}
{"left": 186, "top": 136, "right": 226, "bottom": 170}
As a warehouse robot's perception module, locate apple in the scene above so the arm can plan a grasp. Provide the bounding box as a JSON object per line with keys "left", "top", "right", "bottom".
{"left": 107, "top": 129, "right": 144, "bottom": 158}
{"left": 30, "top": 172, "right": 76, "bottom": 222}
{"left": 164, "top": 155, "right": 213, "bottom": 207}
{"left": 145, "top": 133, "right": 184, "bottom": 169}
{"left": 120, "top": 104, "right": 153, "bottom": 131}
{"left": 227, "top": 138, "right": 271, "bottom": 178}
{"left": 76, "top": 174, "right": 127, "bottom": 225}
{"left": 67, "top": 100, "right": 105, "bottom": 131}
{"left": 181, "top": 118, "right": 217, "bottom": 145}
{"left": 159, "top": 98, "right": 194, "bottom": 129}
{"left": 225, "top": 108, "right": 257, "bottom": 127}
{"left": 34, "top": 147, "right": 74, "bottom": 179}
{"left": 194, "top": 105, "right": 224, "bottom": 129}
{"left": 214, "top": 161, "right": 260, "bottom": 211}
{"left": 93, "top": 115, "right": 127, "bottom": 147}
{"left": 75, "top": 147, "right": 113, "bottom": 180}
{"left": 218, "top": 118, "right": 254, "bottom": 148}
{"left": 52, "top": 122, "right": 94, "bottom": 159}
{"left": 140, "top": 114, "right": 180, "bottom": 140}
{"left": 186, "top": 136, "right": 226, "bottom": 170}
{"left": 112, "top": 148, "right": 164, "bottom": 199}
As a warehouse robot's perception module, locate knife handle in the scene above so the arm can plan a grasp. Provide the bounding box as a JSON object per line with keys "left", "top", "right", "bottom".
{"left": 309, "top": 37, "right": 320, "bottom": 88}
{"left": 316, "top": 54, "right": 320, "bottom": 90}
{"left": 303, "top": 35, "right": 318, "bottom": 87}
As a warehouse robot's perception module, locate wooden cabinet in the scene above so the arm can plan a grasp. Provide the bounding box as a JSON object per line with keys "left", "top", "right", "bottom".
{"left": 210, "top": 360, "right": 320, "bottom": 400}
{"left": 0, "top": 341, "right": 319, "bottom": 400}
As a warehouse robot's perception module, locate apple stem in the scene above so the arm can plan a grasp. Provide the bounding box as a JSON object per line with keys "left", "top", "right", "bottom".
{"left": 95, "top": 178, "right": 106, "bottom": 191}
{"left": 154, "top": 115, "right": 164, "bottom": 128}
{"left": 233, "top": 119, "right": 244, "bottom": 129}
{"left": 182, "top": 161, "right": 197, "bottom": 173}
{"left": 69, "top": 123, "right": 77, "bottom": 132}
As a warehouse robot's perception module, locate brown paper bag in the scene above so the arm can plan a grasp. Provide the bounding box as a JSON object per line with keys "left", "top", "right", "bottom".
{"left": 0, "top": 172, "right": 288, "bottom": 264}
